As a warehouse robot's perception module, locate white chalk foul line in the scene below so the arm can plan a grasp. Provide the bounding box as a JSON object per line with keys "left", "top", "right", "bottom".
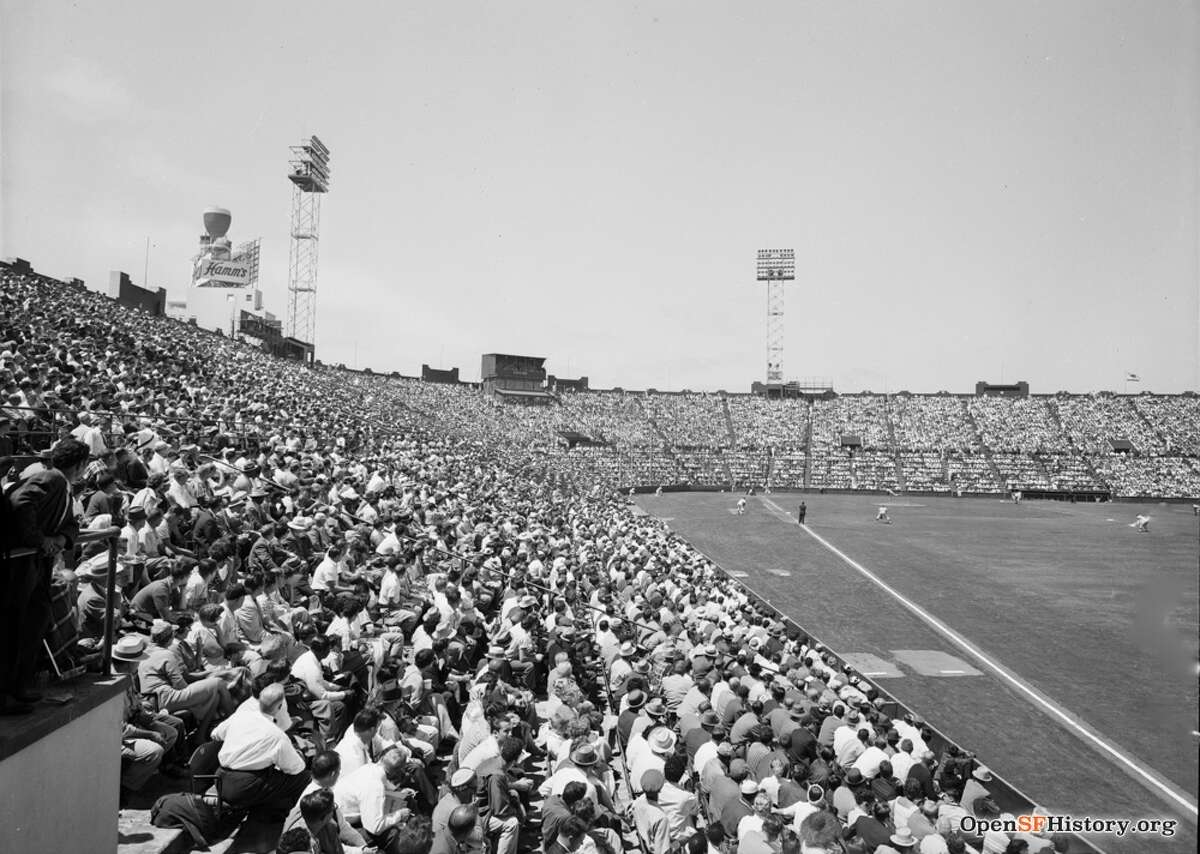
{"left": 758, "top": 497, "right": 1198, "bottom": 820}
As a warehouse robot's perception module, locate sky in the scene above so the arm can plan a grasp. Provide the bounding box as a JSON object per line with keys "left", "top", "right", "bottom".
{"left": 2, "top": 1, "right": 1197, "bottom": 393}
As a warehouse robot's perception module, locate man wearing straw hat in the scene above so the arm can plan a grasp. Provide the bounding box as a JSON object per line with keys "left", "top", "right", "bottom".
{"left": 111, "top": 634, "right": 187, "bottom": 789}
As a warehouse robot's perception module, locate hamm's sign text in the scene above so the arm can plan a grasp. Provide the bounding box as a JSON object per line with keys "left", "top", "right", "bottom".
{"left": 194, "top": 258, "right": 252, "bottom": 287}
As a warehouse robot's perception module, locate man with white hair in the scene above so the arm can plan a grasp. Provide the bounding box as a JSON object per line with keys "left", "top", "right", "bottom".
{"left": 212, "top": 682, "right": 311, "bottom": 819}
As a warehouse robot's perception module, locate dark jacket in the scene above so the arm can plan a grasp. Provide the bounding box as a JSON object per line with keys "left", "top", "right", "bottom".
{"left": 6, "top": 468, "right": 79, "bottom": 552}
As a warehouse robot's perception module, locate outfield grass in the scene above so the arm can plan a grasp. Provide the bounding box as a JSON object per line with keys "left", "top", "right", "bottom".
{"left": 640, "top": 492, "right": 1199, "bottom": 853}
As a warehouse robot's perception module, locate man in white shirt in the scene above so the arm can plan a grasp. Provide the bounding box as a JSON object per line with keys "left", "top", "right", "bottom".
{"left": 148, "top": 442, "right": 173, "bottom": 477}
{"left": 290, "top": 633, "right": 348, "bottom": 704}
{"left": 333, "top": 748, "right": 415, "bottom": 851}
{"left": 166, "top": 466, "right": 197, "bottom": 510}
{"left": 70, "top": 412, "right": 107, "bottom": 456}
{"left": 890, "top": 739, "right": 917, "bottom": 783}
{"left": 335, "top": 708, "right": 395, "bottom": 775}
{"left": 893, "top": 716, "right": 929, "bottom": 759}
{"left": 182, "top": 561, "right": 216, "bottom": 611}
{"left": 212, "top": 683, "right": 311, "bottom": 819}
{"left": 852, "top": 737, "right": 890, "bottom": 780}
{"left": 289, "top": 630, "right": 350, "bottom": 743}
{"left": 311, "top": 543, "right": 349, "bottom": 595}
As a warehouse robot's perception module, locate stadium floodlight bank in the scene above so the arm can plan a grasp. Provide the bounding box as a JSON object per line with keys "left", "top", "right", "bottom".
{"left": 286, "top": 135, "right": 331, "bottom": 356}
{"left": 756, "top": 248, "right": 795, "bottom": 385}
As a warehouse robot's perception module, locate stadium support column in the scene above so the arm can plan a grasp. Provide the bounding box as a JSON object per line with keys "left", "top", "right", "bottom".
{"left": 286, "top": 136, "right": 331, "bottom": 354}
{"left": 756, "top": 249, "right": 795, "bottom": 385}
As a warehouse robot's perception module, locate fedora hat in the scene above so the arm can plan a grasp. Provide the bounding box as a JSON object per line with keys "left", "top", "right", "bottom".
{"left": 127, "top": 506, "right": 147, "bottom": 522}
{"left": 570, "top": 745, "right": 599, "bottom": 767}
{"left": 618, "top": 641, "right": 637, "bottom": 658}
{"left": 378, "top": 684, "right": 404, "bottom": 703}
{"left": 432, "top": 623, "right": 455, "bottom": 641}
{"left": 845, "top": 768, "right": 865, "bottom": 786}
{"left": 699, "top": 709, "right": 719, "bottom": 729}
{"left": 648, "top": 728, "right": 677, "bottom": 755}
{"left": 625, "top": 689, "right": 647, "bottom": 710}
{"left": 76, "top": 559, "right": 110, "bottom": 580}
{"left": 972, "top": 765, "right": 993, "bottom": 782}
{"left": 111, "top": 635, "right": 148, "bottom": 662}
{"left": 889, "top": 828, "right": 917, "bottom": 848}
{"left": 644, "top": 697, "right": 668, "bottom": 718}
{"left": 287, "top": 516, "right": 312, "bottom": 531}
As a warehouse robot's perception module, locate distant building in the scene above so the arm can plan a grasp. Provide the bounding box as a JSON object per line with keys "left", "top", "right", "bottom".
{"left": 108, "top": 271, "right": 165, "bottom": 316}
{"left": 975, "top": 380, "right": 1029, "bottom": 398}
{"left": 548, "top": 375, "right": 588, "bottom": 393}
{"left": 481, "top": 353, "right": 555, "bottom": 404}
{"left": 422, "top": 364, "right": 461, "bottom": 384}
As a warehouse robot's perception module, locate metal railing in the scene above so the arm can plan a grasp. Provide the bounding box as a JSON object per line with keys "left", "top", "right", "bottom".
{"left": 1, "top": 403, "right": 263, "bottom": 454}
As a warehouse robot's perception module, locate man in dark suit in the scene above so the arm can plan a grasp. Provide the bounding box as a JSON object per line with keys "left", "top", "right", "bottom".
{"left": 190, "top": 495, "right": 222, "bottom": 556}
{"left": 114, "top": 446, "right": 148, "bottom": 490}
{"left": 1, "top": 438, "right": 89, "bottom": 714}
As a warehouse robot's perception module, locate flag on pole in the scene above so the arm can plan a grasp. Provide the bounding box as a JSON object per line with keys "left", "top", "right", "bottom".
{"left": 1125, "top": 372, "right": 1141, "bottom": 382}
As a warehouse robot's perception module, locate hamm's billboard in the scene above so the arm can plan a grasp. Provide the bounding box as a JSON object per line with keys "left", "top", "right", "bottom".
{"left": 194, "top": 258, "right": 252, "bottom": 287}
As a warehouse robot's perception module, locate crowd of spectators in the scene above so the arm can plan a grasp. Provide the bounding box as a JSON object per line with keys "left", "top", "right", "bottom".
{"left": 1131, "top": 396, "right": 1200, "bottom": 455}
{"left": 0, "top": 264, "right": 1171, "bottom": 854}
{"left": 642, "top": 394, "right": 727, "bottom": 449}
{"left": 727, "top": 398, "right": 809, "bottom": 450}
{"left": 768, "top": 452, "right": 808, "bottom": 490}
{"left": 1054, "top": 396, "right": 1163, "bottom": 456}
{"left": 725, "top": 451, "right": 770, "bottom": 491}
{"left": 674, "top": 450, "right": 728, "bottom": 488}
{"left": 810, "top": 398, "right": 891, "bottom": 451}
{"left": 1091, "top": 456, "right": 1200, "bottom": 498}
{"left": 989, "top": 454, "right": 1050, "bottom": 493}
{"left": 967, "top": 399, "right": 1069, "bottom": 455}
{"left": 889, "top": 398, "right": 979, "bottom": 453}
{"left": 897, "top": 453, "right": 950, "bottom": 494}
{"left": 557, "top": 393, "right": 660, "bottom": 448}
{"left": 945, "top": 453, "right": 1002, "bottom": 495}
{"left": 1036, "top": 455, "right": 1105, "bottom": 493}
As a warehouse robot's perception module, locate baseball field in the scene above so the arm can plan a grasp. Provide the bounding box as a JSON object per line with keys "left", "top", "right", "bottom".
{"left": 637, "top": 491, "right": 1199, "bottom": 854}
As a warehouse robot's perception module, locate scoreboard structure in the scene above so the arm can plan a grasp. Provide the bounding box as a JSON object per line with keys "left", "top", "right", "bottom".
{"left": 481, "top": 353, "right": 555, "bottom": 404}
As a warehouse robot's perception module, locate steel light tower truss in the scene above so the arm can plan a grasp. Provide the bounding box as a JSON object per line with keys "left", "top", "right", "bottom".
{"left": 286, "top": 136, "right": 331, "bottom": 347}
{"left": 233, "top": 238, "right": 261, "bottom": 288}
{"left": 756, "top": 249, "right": 795, "bottom": 384}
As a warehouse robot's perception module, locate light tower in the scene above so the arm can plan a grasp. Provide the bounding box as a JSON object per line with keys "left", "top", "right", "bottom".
{"left": 285, "top": 136, "right": 331, "bottom": 348}
{"left": 756, "top": 248, "right": 795, "bottom": 384}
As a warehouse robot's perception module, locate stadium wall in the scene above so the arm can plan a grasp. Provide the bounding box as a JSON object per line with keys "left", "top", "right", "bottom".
{"left": 0, "top": 676, "right": 125, "bottom": 854}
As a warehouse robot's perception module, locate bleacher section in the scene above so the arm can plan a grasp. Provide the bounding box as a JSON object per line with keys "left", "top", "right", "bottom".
{"left": 4, "top": 264, "right": 1198, "bottom": 501}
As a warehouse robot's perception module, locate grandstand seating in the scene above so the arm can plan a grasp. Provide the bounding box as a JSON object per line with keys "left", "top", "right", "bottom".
{"left": 8, "top": 273, "right": 1190, "bottom": 501}
{"left": 3, "top": 263, "right": 1193, "bottom": 854}
{"left": 768, "top": 449, "right": 807, "bottom": 489}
